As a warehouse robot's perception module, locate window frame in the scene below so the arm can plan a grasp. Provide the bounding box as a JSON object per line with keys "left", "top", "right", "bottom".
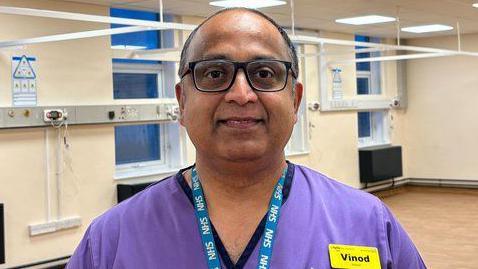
{"left": 114, "top": 123, "right": 183, "bottom": 180}
{"left": 113, "top": 62, "right": 172, "bottom": 178}
{"left": 285, "top": 44, "right": 310, "bottom": 156}
{"left": 110, "top": 8, "right": 185, "bottom": 181}
{"left": 356, "top": 71, "right": 372, "bottom": 95}
{"left": 112, "top": 62, "right": 165, "bottom": 98}
{"left": 354, "top": 36, "right": 390, "bottom": 148}
{"left": 318, "top": 35, "right": 391, "bottom": 111}
{"left": 357, "top": 110, "right": 390, "bottom": 148}
{"left": 111, "top": 53, "right": 184, "bottom": 180}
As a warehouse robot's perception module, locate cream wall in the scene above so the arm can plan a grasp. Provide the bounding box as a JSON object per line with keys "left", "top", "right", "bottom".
{"left": 288, "top": 37, "right": 361, "bottom": 187}
{"left": 0, "top": 0, "right": 116, "bottom": 267}
{"left": 395, "top": 34, "right": 478, "bottom": 180}
{"left": 289, "top": 34, "right": 401, "bottom": 187}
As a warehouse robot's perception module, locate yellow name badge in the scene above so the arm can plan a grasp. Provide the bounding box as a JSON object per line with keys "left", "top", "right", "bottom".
{"left": 329, "top": 244, "right": 381, "bottom": 269}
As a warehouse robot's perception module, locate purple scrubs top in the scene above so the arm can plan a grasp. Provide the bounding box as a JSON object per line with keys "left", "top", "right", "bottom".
{"left": 67, "top": 163, "right": 426, "bottom": 269}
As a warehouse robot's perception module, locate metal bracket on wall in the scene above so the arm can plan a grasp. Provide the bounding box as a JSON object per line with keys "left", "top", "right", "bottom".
{"left": 0, "top": 102, "right": 179, "bottom": 129}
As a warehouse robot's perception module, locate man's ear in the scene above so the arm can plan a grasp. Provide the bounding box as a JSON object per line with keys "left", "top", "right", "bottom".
{"left": 292, "top": 82, "right": 304, "bottom": 123}
{"left": 175, "top": 82, "right": 185, "bottom": 126}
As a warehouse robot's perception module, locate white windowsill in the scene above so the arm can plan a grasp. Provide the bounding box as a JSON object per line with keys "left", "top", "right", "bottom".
{"left": 114, "top": 164, "right": 184, "bottom": 180}
{"left": 358, "top": 142, "right": 391, "bottom": 149}
{"left": 286, "top": 150, "right": 310, "bottom": 157}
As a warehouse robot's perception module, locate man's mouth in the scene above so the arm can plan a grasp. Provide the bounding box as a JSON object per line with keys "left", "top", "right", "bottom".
{"left": 218, "top": 117, "right": 263, "bottom": 129}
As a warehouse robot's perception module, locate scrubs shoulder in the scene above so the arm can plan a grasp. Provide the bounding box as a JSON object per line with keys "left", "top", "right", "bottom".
{"left": 66, "top": 176, "right": 204, "bottom": 269}
{"left": 281, "top": 165, "right": 427, "bottom": 269}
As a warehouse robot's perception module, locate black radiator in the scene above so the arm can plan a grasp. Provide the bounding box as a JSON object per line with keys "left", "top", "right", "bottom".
{"left": 117, "top": 182, "right": 157, "bottom": 203}
{"left": 359, "top": 145, "right": 403, "bottom": 183}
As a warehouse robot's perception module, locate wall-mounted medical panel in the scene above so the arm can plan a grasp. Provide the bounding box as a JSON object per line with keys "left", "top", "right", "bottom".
{"left": 0, "top": 102, "right": 179, "bottom": 129}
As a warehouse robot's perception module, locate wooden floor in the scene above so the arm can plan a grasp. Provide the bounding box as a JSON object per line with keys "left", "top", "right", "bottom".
{"left": 377, "top": 186, "right": 478, "bottom": 269}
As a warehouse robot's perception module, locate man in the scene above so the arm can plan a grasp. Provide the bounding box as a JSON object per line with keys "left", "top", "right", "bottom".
{"left": 67, "top": 8, "right": 426, "bottom": 269}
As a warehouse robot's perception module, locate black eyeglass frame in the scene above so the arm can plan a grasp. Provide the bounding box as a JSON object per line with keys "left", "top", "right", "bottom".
{"left": 180, "top": 59, "right": 297, "bottom": 93}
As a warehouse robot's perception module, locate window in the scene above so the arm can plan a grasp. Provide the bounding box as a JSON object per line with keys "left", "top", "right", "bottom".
{"left": 115, "top": 124, "right": 162, "bottom": 164}
{"left": 355, "top": 35, "right": 389, "bottom": 147}
{"left": 357, "top": 111, "right": 389, "bottom": 147}
{"left": 285, "top": 44, "right": 309, "bottom": 155}
{"left": 113, "top": 62, "right": 165, "bottom": 168}
{"left": 112, "top": 8, "right": 182, "bottom": 179}
{"left": 355, "top": 35, "right": 382, "bottom": 95}
{"left": 111, "top": 8, "right": 159, "bottom": 51}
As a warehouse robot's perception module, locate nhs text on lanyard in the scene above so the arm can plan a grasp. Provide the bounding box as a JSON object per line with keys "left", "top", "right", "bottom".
{"left": 191, "top": 166, "right": 287, "bottom": 269}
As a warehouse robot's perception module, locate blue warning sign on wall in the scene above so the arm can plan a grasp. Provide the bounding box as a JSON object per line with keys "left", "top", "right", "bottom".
{"left": 12, "top": 55, "right": 37, "bottom": 107}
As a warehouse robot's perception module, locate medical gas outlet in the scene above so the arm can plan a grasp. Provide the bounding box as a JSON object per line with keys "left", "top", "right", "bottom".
{"left": 43, "top": 109, "right": 67, "bottom": 122}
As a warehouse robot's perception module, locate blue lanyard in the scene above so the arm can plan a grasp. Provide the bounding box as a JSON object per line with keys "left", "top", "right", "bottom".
{"left": 191, "top": 166, "right": 287, "bottom": 269}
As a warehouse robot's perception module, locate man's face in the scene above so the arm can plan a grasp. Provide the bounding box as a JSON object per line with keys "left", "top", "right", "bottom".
{"left": 176, "top": 10, "right": 303, "bottom": 163}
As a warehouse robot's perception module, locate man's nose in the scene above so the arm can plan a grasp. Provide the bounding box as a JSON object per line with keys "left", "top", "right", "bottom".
{"left": 224, "top": 69, "right": 258, "bottom": 105}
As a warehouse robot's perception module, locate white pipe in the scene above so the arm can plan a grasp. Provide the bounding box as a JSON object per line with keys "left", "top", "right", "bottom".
{"left": 44, "top": 128, "right": 51, "bottom": 222}
{"left": 159, "top": 0, "right": 164, "bottom": 23}
{"left": 132, "top": 47, "right": 181, "bottom": 55}
{"left": 457, "top": 21, "right": 462, "bottom": 52}
{"left": 0, "top": 6, "right": 196, "bottom": 30}
{"left": 355, "top": 47, "right": 390, "bottom": 54}
{"left": 113, "top": 48, "right": 181, "bottom": 62}
{"left": 330, "top": 52, "right": 454, "bottom": 64}
{"left": 56, "top": 128, "right": 62, "bottom": 219}
{"left": 298, "top": 47, "right": 390, "bottom": 58}
{"left": 1, "top": 6, "right": 478, "bottom": 60}
{"left": 290, "top": 35, "right": 478, "bottom": 57}
{"left": 290, "top": 0, "right": 295, "bottom": 36}
{"left": 0, "top": 26, "right": 152, "bottom": 48}
{"left": 396, "top": 6, "right": 401, "bottom": 46}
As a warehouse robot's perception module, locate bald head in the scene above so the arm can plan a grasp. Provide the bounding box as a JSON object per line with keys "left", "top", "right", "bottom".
{"left": 178, "top": 8, "right": 298, "bottom": 78}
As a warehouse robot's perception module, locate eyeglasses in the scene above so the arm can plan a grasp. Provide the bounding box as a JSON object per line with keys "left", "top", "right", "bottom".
{"left": 181, "top": 59, "right": 296, "bottom": 92}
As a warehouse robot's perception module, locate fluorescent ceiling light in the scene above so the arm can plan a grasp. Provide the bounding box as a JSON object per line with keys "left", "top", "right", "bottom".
{"left": 401, "top": 24, "right": 453, "bottom": 33}
{"left": 209, "top": 0, "right": 286, "bottom": 9}
{"left": 473, "top": 3, "right": 478, "bottom": 8}
{"left": 335, "top": 15, "right": 396, "bottom": 25}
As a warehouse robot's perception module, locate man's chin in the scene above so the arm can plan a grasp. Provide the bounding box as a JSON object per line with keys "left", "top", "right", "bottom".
{"left": 221, "top": 147, "right": 267, "bottom": 163}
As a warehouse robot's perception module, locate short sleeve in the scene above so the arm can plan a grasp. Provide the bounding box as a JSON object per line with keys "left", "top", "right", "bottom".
{"left": 66, "top": 227, "right": 96, "bottom": 269}
{"left": 381, "top": 203, "right": 427, "bottom": 269}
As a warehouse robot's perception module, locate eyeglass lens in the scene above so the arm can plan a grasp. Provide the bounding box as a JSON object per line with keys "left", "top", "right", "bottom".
{"left": 193, "top": 60, "right": 288, "bottom": 92}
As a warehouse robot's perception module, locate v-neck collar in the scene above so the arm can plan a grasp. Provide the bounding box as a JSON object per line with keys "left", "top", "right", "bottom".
{"left": 175, "top": 162, "right": 295, "bottom": 269}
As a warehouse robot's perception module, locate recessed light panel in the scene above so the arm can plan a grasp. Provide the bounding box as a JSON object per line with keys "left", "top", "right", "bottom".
{"left": 401, "top": 24, "right": 453, "bottom": 33}
{"left": 209, "top": 0, "right": 286, "bottom": 9}
{"left": 335, "top": 15, "right": 396, "bottom": 25}
{"left": 473, "top": 3, "right": 478, "bottom": 8}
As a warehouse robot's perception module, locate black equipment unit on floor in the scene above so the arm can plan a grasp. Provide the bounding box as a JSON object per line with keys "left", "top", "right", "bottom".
{"left": 117, "top": 182, "right": 157, "bottom": 203}
{"left": 1, "top": 203, "right": 4, "bottom": 264}
{"left": 359, "top": 145, "right": 403, "bottom": 183}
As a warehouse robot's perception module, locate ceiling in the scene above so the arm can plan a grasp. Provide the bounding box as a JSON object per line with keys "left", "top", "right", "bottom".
{"left": 59, "top": 0, "right": 478, "bottom": 39}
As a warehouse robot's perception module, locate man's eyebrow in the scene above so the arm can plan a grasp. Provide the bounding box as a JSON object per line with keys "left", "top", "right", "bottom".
{"left": 252, "top": 55, "right": 281, "bottom": 61}
{"left": 200, "top": 54, "right": 229, "bottom": 61}
{"left": 199, "top": 54, "right": 284, "bottom": 61}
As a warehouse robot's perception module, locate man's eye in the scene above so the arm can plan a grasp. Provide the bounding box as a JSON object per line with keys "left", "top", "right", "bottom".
{"left": 205, "top": 70, "right": 224, "bottom": 79}
{"left": 255, "top": 69, "right": 274, "bottom": 79}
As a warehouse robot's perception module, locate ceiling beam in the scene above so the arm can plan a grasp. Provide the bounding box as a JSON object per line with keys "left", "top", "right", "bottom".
{"left": 0, "top": 6, "right": 196, "bottom": 30}
{"left": 0, "top": 26, "right": 153, "bottom": 48}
